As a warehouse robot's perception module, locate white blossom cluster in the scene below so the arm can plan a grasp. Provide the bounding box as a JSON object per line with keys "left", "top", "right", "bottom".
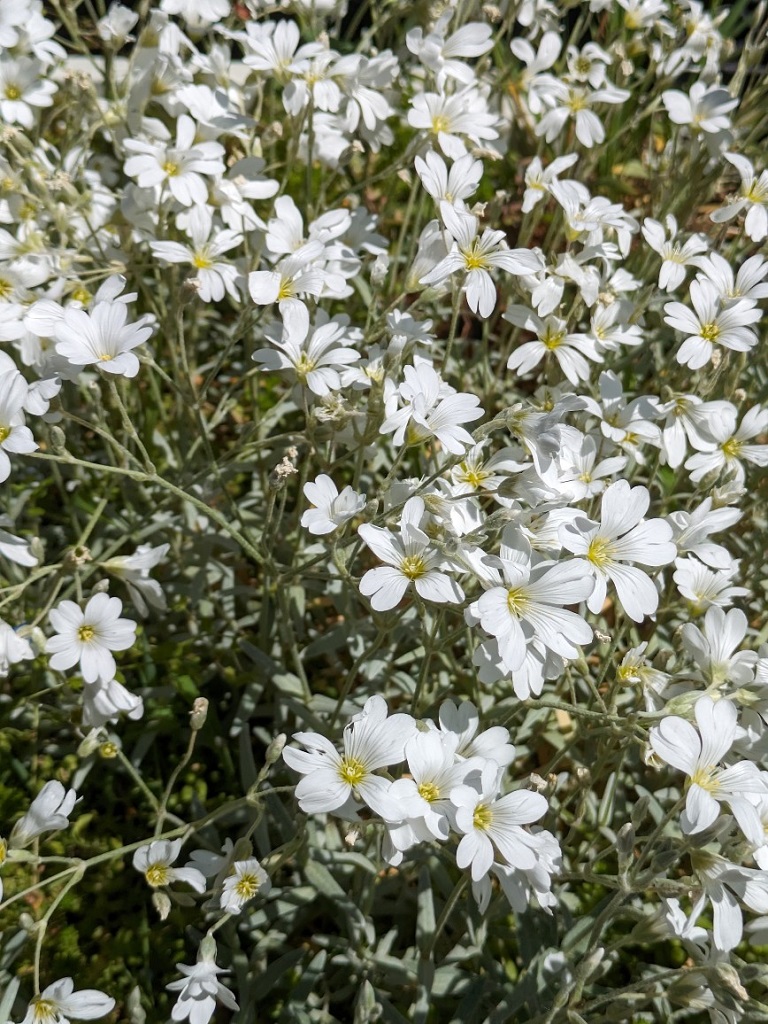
{"left": 0, "top": 0, "right": 767, "bottom": 1021}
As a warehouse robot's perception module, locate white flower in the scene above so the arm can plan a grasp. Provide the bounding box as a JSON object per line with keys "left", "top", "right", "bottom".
{"left": 414, "top": 151, "right": 483, "bottom": 207}
{"left": 681, "top": 607, "right": 757, "bottom": 687}
{"left": 54, "top": 301, "right": 154, "bottom": 378}
{"left": 649, "top": 697, "right": 765, "bottom": 837}
{"left": 690, "top": 850, "right": 768, "bottom": 952}
{"left": 451, "top": 764, "right": 549, "bottom": 881}
{"left": 673, "top": 556, "right": 750, "bottom": 613}
{"left": 641, "top": 215, "right": 708, "bottom": 292}
{"left": 46, "top": 593, "right": 137, "bottom": 684}
{"left": 663, "top": 83, "right": 738, "bottom": 135}
{"left": 219, "top": 858, "right": 271, "bottom": 914}
{"left": 151, "top": 215, "right": 242, "bottom": 304}
{"left": 123, "top": 115, "right": 225, "bottom": 207}
{"left": 534, "top": 79, "right": 629, "bottom": 148}
{"left": 667, "top": 498, "right": 741, "bottom": 570}
{"left": 0, "top": 618, "right": 34, "bottom": 676}
{"left": 664, "top": 279, "right": 760, "bottom": 370}
{"left": 407, "top": 87, "right": 499, "bottom": 159}
{"left": 167, "top": 947, "right": 239, "bottom": 1024}
{"left": 380, "top": 361, "right": 483, "bottom": 455}
{"left": 0, "top": 55, "right": 56, "bottom": 129}
{"left": 711, "top": 152, "right": 768, "bottom": 241}
{"left": 10, "top": 781, "right": 76, "bottom": 848}
{"left": 420, "top": 202, "right": 543, "bottom": 318}
{"left": 358, "top": 497, "right": 464, "bottom": 611}
{"left": 301, "top": 475, "right": 365, "bottom": 535}
{"left": 102, "top": 543, "right": 170, "bottom": 616}
{"left": 560, "top": 480, "right": 676, "bottom": 622}
{"left": 468, "top": 536, "right": 593, "bottom": 673}
{"left": 19, "top": 978, "right": 114, "bottom": 1024}
{"left": 521, "top": 154, "right": 579, "bottom": 213}
{"left": 282, "top": 694, "right": 416, "bottom": 818}
{"left": 685, "top": 405, "right": 768, "bottom": 486}
{"left": 133, "top": 839, "right": 206, "bottom": 893}
{"left": 504, "top": 306, "right": 601, "bottom": 385}
{"left": 0, "top": 369, "right": 37, "bottom": 483}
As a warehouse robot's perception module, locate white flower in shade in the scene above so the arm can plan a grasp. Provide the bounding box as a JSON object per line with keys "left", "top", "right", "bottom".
{"left": 420, "top": 201, "right": 543, "bottom": 318}
{"left": 414, "top": 151, "right": 483, "bottom": 207}
{"left": 46, "top": 593, "right": 137, "bottom": 684}
{"left": 0, "top": 618, "right": 34, "bottom": 676}
{"left": 102, "top": 543, "right": 170, "bottom": 616}
{"left": 0, "top": 515, "right": 37, "bottom": 567}
{"left": 468, "top": 536, "right": 593, "bottom": 673}
{"left": 18, "top": 978, "right": 114, "bottom": 1024}
{"left": 133, "top": 839, "right": 206, "bottom": 893}
{"left": 252, "top": 300, "right": 359, "bottom": 397}
{"left": 380, "top": 361, "right": 483, "bottom": 455}
{"left": 437, "top": 700, "right": 516, "bottom": 768}
{"left": 54, "top": 302, "right": 154, "bottom": 378}
{"left": 673, "top": 557, "right": 749, "bottom": 614}
{"left": 282, "top": 694, "right": 416, "bottom": 818}
{"left": 690, "top": 850, "right": 768, "bottom": 952}
{"left": 534, "top": 79, "right": 629, "bottom": 148}
{"left": 521, "top": 154, "right": 579, "bottom": 213}
{"left": 681, "top": 607, "right": 757, "bottom": 687}
{"left": 219, "top": 858, "right": 271, "bottom": 914}
{"left": 649, "top": 697, "right": 765, "bottom": 837}
{"left": 10, "top": 781, "right": 77, "bottom": 848}
{"left": 685, "top": 405, "right": 768, "bottom": 486}
{"left": 406, "top": 13, "right": 493, "bottom": 87}
{"left": 711, "top": 152, "right": 768, "bottom": 241}
{"left": 449, "top": 443, "right": 526, "bottom": 496}
{"left": 82, "top": 677, "right": 144, "bottom": 728}
{"left": 658, "top": 396, "right": 734, "bottom": 469}
{"left": 667, "top": 498, "right": 741, "bottom": 570}
{"left": 641, "top": 215, "right": 708, "bottom": 292}
{"left": 664, "top": 278, "right": 760, "bottom": 370}
{"left": 0, "top": 369, "right": 37, "bottom": 483}
{"left": 358, "top": 497, "right": 464, "bottom": 611}
{"left": 662, "top": 83, "right": 738, "bottom": 135}
{"left": 560, "top": 480, "right": 676, "bottom": 622}
{"left": 167, "top": 946, "right": 239, "bottom": 1024}
{"left": 451, "top": 764, "right": 549, "bottom": 881}
{"left": 301, "top": 475, "right": 365, "bottom": 535}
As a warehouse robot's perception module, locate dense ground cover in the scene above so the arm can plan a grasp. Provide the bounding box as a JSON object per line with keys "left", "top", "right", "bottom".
{"left": 1, "top": 0, "right": 768, "bottom": 1021}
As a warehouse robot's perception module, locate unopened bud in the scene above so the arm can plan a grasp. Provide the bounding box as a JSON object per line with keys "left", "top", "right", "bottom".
{"left": 92, "top": 579, "right": 110, "bottom": 594}
{"left": 152, "top": 891, "right": 171, "bottom": 920}
{"left": 617, "top": 822, "right": 635, "bottom": 858}
{"left": 49, "top": 425, "right": 67, "bottom": 453}
{"left": 265, "top": 732, "right": 287, "bottom": 767}
{"left": 371, "top": 254, "right": 390, "bottom": 286}
{"left": 631, "top": 795, "right": 650, "bottom": 827}
{"left": 190, "top": 697, "right": 209, "bottom": 731}
{"left": 199, "top": 934, "right": 218, "bottom": 962}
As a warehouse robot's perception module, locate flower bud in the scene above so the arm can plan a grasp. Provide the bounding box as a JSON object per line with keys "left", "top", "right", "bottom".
{"left": 190, "top": 697, "right": 209, "bottom": 731}
{"left": 152, "top": 891, "right": 171, "bottom": 920}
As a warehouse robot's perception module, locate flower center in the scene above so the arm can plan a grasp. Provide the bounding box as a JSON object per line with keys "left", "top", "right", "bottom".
{"left": 0, "top": 425, "right": 9, "bottom": 443}
{"left": 400, "top": 554, "right": 427, "bottom": 580}
{"left": 689, "top": 766, "right": 720, "bottom": 793}
{"left": 462, "top": 244, "right": 488, "bottom": 272}
{"left": 542, "top": 326, "right": 565, "bottom": 350}
{"left": 699, "top": 321, "right": 720, "bottom": 343}
{"left": 473, "top": 803, "right": 493, "bottom": 831}
{"left": 460, "top": 466, "right": 487, "bottom": 489}
{"left": 431, "top": 114, "right": 450, "bottom": 134}
{"left": 338, "top": 756, "right": 367, "bottom": 785}
{"left": 162, "top": 160, "right": 179, "bottom": 177}
{"left": 234, "top": 872, "right": 261, "bottom": 901}
{"left": 587, "top": 536, "right": 616, "bottom": 568}
{"left": 567, "top": 88, "right": 588, "bottom": 112}
{"left": 744, "top": 180, "right": 768, "bottom": 203}
{"left": 192, "top": 250, "right": 213, "bottom": 270}
{"left": 4, "top": 84, "right": 21, "bottom": 101}
{"left": 506, "top": 587, "right": 530, "bottom": 616}
{"left": 277, "top": 279, "right": 295, "bottom": 301}
{"left": 145, "top": 863, "right": 170, "bottom": 887}
{"left": 0, "top": 837, "right": 6, "bottom": 865}
{"left": 77, "top": 624, "right": 96, "bottom": 643}
{"left": 721, "top": 437, "right": 743, "bottom": 458}
{"left": 294, "top": 352, "right": 314, "bottom": 378}
{"left": 0, "top": 276, "right": 13, "bottom": 299}
{"left": 417, "top": 781, "right": 440, "bottom": 803}
{"left": 30, "top": 998, "right": 58, "bottom": 1024}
